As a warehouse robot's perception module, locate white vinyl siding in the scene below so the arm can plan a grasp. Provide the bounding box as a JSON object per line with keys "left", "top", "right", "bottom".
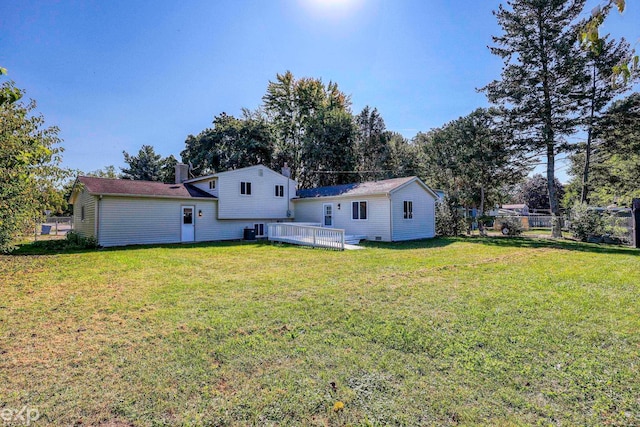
{"left": 217, "top": 166, "right": 294, "bottom": 220}
{"left": 72, "top": 189, "right": 96, "bottom": 239}
{"left": 97, "top": 196, "right": 289, "bottom": 247}
{"left": 294, "top": 195, "right": 391, "bottom": 241}
{"left": 190, "top": 179, "right": 218, "bottom": 197}
{"left": 391, "top": 181, "right": 436, "bottom": 241}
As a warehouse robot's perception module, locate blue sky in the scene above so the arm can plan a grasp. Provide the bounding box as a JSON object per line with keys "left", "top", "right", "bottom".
{"left": 2, "top": 0, "right": 638, "bottom": 181}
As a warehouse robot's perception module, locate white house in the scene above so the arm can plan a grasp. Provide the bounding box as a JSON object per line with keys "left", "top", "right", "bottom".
{"left": 293, "top": 176, "right": 437, "bottom": 242}
{"left": 69, "top": 165, "right": 437, "bottom": 247}
{"left": 69, "top": 164, "right": 296, "bottom": 247}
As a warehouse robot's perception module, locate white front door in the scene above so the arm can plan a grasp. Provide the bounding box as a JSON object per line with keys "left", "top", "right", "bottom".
{"left": 181, "top": 206, "right": 195, "bottom": 242}
{"left": 323, "top": 203, "right": 333, "bottom": 227}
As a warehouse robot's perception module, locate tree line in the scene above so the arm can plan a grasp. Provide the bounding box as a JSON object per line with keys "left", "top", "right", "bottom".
{"left": 2, "top": 0, "right": 639, "bottom": 251}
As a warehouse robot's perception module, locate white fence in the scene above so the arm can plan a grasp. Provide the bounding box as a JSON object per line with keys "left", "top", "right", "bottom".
{"left": 268, "top": 223, "right": 345, "bottom": 250}
{"left": 40, "top": 216, "right": 73, "bottom": 235}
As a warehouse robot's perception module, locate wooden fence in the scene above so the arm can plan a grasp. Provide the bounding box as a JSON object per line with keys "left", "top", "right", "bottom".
{"left": 267, "top": 223, "right": 345, "bottom": 250}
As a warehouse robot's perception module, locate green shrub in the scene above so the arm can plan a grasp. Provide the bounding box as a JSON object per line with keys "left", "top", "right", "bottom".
{"left": 569, "top": 202, "right": 603, "bottom": 242}
{"left": 435, "top": 197, "right": 467, "bottom": 236}
{"left": 496, "top": 217, "right": 523, "bottom": 236}
{"left": 30, "top": 231, "right": 99, "bottom": 251}
{"left": 601, "top": 213, "right": 632, "bottom": 244}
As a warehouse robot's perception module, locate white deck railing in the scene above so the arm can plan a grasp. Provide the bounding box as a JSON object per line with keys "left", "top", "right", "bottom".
{"left": 267, "top": 223, "right": 345, "bottom": 250}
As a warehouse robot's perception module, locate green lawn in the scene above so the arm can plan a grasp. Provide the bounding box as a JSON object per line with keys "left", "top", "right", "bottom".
{"left": 1, "top": 238, "right": 639, "bottom": 426}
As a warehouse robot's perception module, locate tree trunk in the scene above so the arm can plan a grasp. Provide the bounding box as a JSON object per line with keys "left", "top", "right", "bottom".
{"left": 547, "top": 145, "right": 562, "bottom": 238}
{"left": 581, "top": 64, "right": 597, "bottom": 203}
{"left": 538, "top": 12, "right": 562, "bottom": 238}
{"left": 478, "top": 186, "right": 487, "bottom": 236}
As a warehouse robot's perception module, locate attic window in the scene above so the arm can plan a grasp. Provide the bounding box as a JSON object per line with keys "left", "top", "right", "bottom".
{"left": 209, "top": 180, "right": 216, "bottom": 190}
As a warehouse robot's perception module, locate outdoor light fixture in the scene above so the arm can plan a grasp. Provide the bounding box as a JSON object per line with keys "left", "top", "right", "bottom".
{"left": 337, "top": 203, "right": 341, "bottom": 210}
{"left": 198, "top": 210, "right": 203, "bottom": 217}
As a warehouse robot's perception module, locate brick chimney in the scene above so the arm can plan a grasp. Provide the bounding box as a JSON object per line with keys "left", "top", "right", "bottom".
{"left": 175, "top": 163, "right": 189, "bottom": 184}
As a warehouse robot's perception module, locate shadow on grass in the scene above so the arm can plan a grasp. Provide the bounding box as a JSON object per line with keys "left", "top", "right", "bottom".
{"left": 457, "top": 235, "right": 637, "bottom": 256}
{"left": 361, "top": 235, "right": 638, "bottom": 256}
{"left": 9, "top": 239, "right": 270, "bottom": 256}
{"left": 9, "top": 235, "right": 637, "bottom": 257}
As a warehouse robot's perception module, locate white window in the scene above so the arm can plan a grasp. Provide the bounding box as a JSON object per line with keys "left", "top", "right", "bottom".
{"left": 254, "top": 223, "right": 265, "bottom": 237}
{"left": 275, "top": 185, "right": 284, "bottom": 197}
{"left": 351, "top": 201, "right": 367, "bottom": 220}
{"left": 240, "top": 181, "right": 252, "bottom": 195}
{"left": 209, "top": 180, "right": 216, "bottom": 190}
{"left": 403, "top": 201, "right": 413, "bottom": 219}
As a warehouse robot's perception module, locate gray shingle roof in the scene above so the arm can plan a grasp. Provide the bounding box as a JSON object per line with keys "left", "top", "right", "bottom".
{"left": 297, "top": 176, "right": 416, "bottom": 199}
{"left": 77, "top": 176, "right": 215, "bottom": 199}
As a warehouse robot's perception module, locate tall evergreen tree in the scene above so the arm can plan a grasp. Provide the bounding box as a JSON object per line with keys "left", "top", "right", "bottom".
{"left": 567, "top": 92, "right": 640, "bottom": 206}
{"left": 121, "top": 145, "right": 165, "bottom": 182}
{"left": 578, "top": 36, "right": 636, "bottom": 202}
{"left": 483, "top": 0, "right": 588, "bottom": 237}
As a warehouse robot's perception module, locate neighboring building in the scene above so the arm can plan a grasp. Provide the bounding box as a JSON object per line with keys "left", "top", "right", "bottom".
{"left": 293, "top": 176, "right": 438, "bottom": 242}
{"left": 500, "top": 204, "right": 530, "bottom": 216}
{"left": 69, "top": 165, "right": 295, "bottom": 247}
{"left": 69, "top": 165, "right": 437, "bottom": 247}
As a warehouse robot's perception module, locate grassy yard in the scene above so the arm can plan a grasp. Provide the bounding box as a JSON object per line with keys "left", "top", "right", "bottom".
{"left": 1, "top": 238, "right": 639, "bottom": 426}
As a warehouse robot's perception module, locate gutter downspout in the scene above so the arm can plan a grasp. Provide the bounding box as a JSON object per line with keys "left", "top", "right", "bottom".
{"left": 95, "top": 195, "right": 101, "bottom": 244}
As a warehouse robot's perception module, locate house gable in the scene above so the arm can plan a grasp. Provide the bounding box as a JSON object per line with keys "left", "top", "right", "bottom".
{"left": 214, "top": 165, "right": 295, "bottom": 220}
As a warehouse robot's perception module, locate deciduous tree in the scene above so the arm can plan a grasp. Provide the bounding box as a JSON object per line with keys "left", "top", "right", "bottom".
{"left": 0, "top": 73, "right": 68, "bottom": 252}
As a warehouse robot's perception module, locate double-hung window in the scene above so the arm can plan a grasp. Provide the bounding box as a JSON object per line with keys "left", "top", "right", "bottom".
{"left": 403, "top": 201, "right": 413, "bottom": 219}
{"left": 352, "top": 201, "right": 367, "bottom": 220}
{"left": 240, "top": 181, "right": 252, "bottom": 195}
{"left": 275, "top": 185, "right": 284, "bottom": 197}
